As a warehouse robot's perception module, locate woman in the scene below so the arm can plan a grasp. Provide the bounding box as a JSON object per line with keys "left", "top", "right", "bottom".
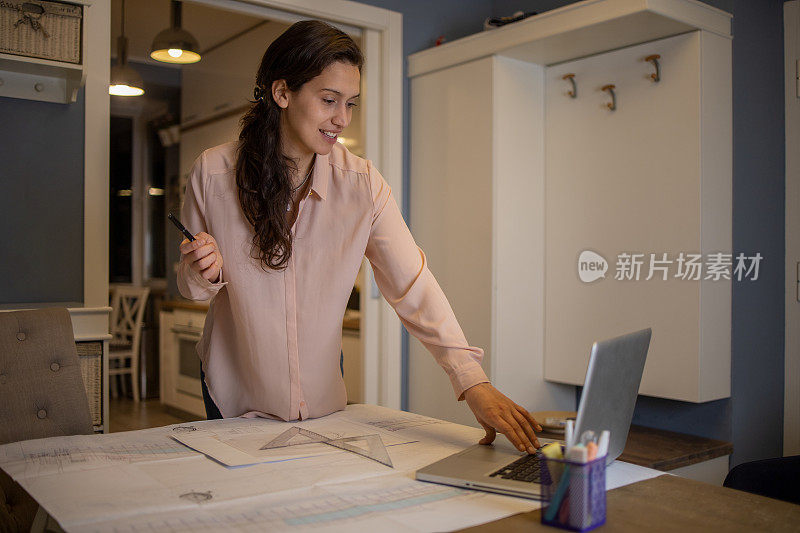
{"left": 177, "top": 20, "right": 541, "bottom": 454}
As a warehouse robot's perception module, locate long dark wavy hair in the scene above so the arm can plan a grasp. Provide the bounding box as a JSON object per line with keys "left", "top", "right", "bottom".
{"left": 236, "top": 20, "right": 364, "bottom": 270}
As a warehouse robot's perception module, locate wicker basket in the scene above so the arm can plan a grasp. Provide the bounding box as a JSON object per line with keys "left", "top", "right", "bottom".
{"left": 0, "top": 0, "right": 83, "bottom": 64}
{"left": 77, "top": 341, "right": 104, "bottom": 430}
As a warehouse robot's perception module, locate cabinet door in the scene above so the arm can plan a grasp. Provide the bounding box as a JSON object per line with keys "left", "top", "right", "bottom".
{"left": 159, "top": 310, "right": 176, "bottom": 405}
{"left": 179, "top": 117, "right": 240, "bottom": 180}
{"left": 342, "top": 330, "right": 362, "bottom": 403}
{"left": 409, "top": 56, "right": 494, "bottom": 427}
{"left": 543, "top": 31, "right": 731, "bottom": 402}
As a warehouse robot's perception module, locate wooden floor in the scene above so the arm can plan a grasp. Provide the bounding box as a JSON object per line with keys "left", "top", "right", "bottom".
{"left": 109, "top": 397, "right": 201, "bottom": 433}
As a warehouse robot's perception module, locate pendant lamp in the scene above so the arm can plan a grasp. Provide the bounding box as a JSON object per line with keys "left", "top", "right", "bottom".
{"left": 109, "top": 0, "right": 144, "bottom": 96}
{"left": 149, "top": 1, "right": 201, "bottom": 64}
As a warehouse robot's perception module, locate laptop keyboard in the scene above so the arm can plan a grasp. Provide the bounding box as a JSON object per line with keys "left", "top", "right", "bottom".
{"left": 488, "top": 451, "right": 543, "bottom": 483}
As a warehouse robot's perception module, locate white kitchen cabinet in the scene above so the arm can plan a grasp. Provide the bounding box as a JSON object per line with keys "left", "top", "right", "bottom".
{"left": 409, "top": 54, "right": 574, "bottom": 427}
{"left": 181, "top": 23, "right": 289, "bottom": 126}
{"left": 160, "top": 305, "right": 207, "bottom": 418}
{"left": 407, "top": 0, "right": 732, "bottom": 422}
{"left": 544, "top": 31, "right": 731, "bottom": 402}
{"left": 342, "top": 323, "right": 363, "bottom": 404}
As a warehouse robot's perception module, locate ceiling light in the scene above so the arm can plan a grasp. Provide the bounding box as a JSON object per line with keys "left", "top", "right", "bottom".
{"left": 109, "top": 0, "right": 144, "bottom": 97}
{"left": 150, "top": 1, "right": 201, "bottom": 64}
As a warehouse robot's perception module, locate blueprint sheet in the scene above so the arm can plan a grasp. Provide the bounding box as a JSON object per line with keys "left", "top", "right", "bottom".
{"left": 171, "top": 417, "right": 415, "bottom": 467}
{"left": 0, "top": 404, "right": 661, "bottom": 532}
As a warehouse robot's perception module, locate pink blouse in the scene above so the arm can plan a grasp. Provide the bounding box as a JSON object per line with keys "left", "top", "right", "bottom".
{"left": 177, "top": 141, "right": 488, "bottom": 420}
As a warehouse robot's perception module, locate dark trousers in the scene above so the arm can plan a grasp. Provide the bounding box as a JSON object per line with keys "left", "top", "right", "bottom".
{"left": 199, "top": 368, "right": 223, "bottom": 420}
{"left": 200, "top": 352, "right": 345, "bottom": 420}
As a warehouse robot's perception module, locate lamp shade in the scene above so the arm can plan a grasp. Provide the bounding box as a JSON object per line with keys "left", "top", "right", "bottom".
{"left": 109, "top": 35, "right": 144, "bottom": 96}
{"left": 149, "top": 27, "right": 201, "bottom": 64}
{"left": 149, "top": 1, "right": 201, "bottom": 64}
{"left": 109, "top": 64, "right": 145, "bottom": 96}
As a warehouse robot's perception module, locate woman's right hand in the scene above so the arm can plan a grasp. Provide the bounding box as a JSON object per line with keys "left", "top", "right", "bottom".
{"left": 180, "top": 232, "right": 223, "bottom": 283}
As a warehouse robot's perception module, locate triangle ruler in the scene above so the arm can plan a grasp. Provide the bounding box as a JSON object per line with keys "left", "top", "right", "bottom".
{"left": 261, "top": 427, "right": 394, "bottom": 468}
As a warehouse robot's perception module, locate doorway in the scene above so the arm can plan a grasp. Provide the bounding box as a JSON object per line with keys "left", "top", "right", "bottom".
{"left": 99, "top": 0, "right": 403, "bottom": 410}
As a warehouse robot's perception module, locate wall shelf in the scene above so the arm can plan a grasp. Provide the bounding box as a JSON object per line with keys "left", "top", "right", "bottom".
{"left": 0, "top": 0, "right": 91, "bottom": 104}
{"left": 0, "top": 53, "right": 86, "bottom": 103}
{"left": 408, "top": 0, "right": 731, "bottom": 77}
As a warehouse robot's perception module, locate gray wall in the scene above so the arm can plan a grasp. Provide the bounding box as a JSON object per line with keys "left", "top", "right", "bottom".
{"left": 493, "top": 0, "right": 786, "bottom": 467}
{"left": 0, "top": 91, "right": 85, "bottom": 303}
{"left": 725, "top": 0, "right": 786, "bottom": 466}
{"left": 0, "top": 60, "right": 181, "bottom": 306}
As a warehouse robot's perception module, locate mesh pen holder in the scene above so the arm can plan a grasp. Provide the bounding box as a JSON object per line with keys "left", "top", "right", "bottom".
{"left": 540, "top": 454, "right": 606, "bottom": 532}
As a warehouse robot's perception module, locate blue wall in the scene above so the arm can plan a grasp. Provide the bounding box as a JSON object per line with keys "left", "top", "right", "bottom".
{"left": 726, "top": 0, "right": 786, "bottom": 466}
{"left": 493, "top": 0, "right": 786, "bottom": 466}
{"left": 0, "top": 90, "right": 85, "bottom": 303}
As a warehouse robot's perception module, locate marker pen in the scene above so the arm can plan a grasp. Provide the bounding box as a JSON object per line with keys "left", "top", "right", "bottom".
{"left": 168, "top": 212, "right": 196, "bottom": 242}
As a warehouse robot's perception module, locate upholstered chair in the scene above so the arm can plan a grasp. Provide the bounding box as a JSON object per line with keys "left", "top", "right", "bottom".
{"left": 0, "top": 308, "right": 94, "bottom": 532}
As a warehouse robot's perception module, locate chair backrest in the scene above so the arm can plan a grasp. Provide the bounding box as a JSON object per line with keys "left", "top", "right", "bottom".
{"left": 110, "top": 285, "right": 150, "bottom": 352}
{"left": 0, "top": 308, "right": 93, "bottom": 444}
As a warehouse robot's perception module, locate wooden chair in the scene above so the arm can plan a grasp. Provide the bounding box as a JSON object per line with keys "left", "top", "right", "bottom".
{"left": 108, "top": 285, "right": 150, "bottom": 402}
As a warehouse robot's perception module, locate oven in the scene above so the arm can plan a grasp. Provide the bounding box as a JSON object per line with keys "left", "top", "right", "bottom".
{"left": 159, "top": 307, "right": 207, "bottom": 417}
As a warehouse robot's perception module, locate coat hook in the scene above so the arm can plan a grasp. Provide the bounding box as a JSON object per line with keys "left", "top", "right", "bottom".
{"left": 645, "top": 54, "right": 661, "bottom": 82}
{"left": 562, "top": 73, "right": 577, "bottom": 98}
{"left": 601, "top": 84, "right": 616, "bottom": 111}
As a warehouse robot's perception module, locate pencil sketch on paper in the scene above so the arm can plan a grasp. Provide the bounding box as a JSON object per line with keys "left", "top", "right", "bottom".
{"left": 260, "top": 427, "right": 394, "bottom": 468}
{"left": 361, "top": 414, "right": 443, "bottom": 432}
{"left": 179, "top": 491, "right": 213, "bottom": 503}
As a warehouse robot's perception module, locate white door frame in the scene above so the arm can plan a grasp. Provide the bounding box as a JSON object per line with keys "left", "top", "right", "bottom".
{"left": 785, "top": 0, "right": 800, "bottom": 456}
{"left": 84, "top": 0, "right": 111, "bottom": 308}
{"left": 84, "top": 0, "right": 404, "bottom": 409}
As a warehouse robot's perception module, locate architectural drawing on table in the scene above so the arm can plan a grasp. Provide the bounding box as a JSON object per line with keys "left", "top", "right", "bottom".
{"left": 172, "top": 425, "right": 198, "bottom": 433}
{"left": 361, "top": 414, "right": 443, "bottom": 432}
{"left": 282, "top": 480, "right": 461, "bottom": 526}
{"left": 0, "top": 435, "right": 196, "bottom": 479}
{"left": 261, "top": 427, "right": 394, "bottom": 468}
{"left": 80, "top": 477, "right": 499, "bottom": 532}
{"left": 168, "top": 418, "right": 414, "bottom": 467}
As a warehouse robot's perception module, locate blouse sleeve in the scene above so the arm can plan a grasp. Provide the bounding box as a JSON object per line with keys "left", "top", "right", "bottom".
{"left": 364, "top": 160, "right": 489, "bottom": 400}
{"left": 176, "top": 150, "right": 228, "bottom": 301}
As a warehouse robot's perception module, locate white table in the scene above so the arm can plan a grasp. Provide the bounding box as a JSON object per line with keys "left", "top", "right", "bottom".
{"left": 0, "top": 405, "right": 661, "bottom": 532}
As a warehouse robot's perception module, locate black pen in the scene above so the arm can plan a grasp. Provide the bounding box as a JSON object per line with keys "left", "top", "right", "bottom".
{"left": 168, "top": 212, "right": 196, "bottom": 242}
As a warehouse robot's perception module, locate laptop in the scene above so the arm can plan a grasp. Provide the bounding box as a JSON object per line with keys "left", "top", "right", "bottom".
{"left": 415, "top": 328, "right": 652, "bottom": 500}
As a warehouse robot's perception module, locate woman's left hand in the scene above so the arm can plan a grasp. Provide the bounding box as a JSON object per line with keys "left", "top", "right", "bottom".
{"left": 463, "top": 382, "right": 543, "bottom": 454}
